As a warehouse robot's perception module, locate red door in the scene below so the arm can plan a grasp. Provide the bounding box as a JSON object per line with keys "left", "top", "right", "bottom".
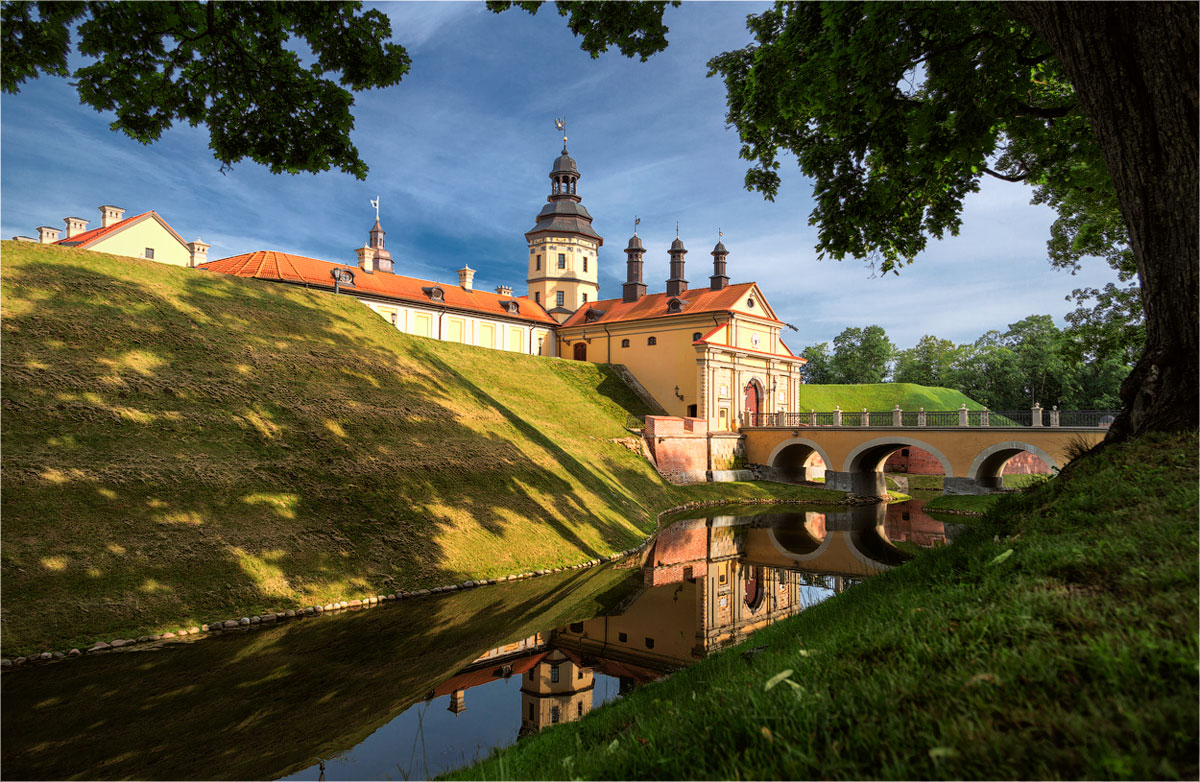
{"left": 573, "top": 342, "right": 587, "bottom": 361}
{"left": 744, "top": 381, "right": 760, "bottom": 423}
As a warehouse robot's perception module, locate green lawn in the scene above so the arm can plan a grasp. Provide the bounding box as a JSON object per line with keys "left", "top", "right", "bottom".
{"left": 0, "top": 242, "right": 840, "bottom": 656}
{"left": 797, "top": 382, "right": 986, "bottom": 412}
{"left": 451, "top": 430, "right": 1199, "bottom": 780}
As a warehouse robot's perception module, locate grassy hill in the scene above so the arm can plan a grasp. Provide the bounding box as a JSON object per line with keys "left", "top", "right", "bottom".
{"left": 797, "top": 382, "right": 986, "bottom": 412}
{"left": 0, "top": 241, "right": 835, "bottom": 655}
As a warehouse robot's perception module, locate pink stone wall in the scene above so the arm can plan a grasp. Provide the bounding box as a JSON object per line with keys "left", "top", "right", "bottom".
{"left": 644, "top": 416, "right": 710, "bottom": 482}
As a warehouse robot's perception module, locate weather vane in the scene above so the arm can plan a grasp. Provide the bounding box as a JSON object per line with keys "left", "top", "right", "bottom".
{"left": 634, "top": 216, "right": 640, "bottom": 235}
{"left": 554, "top": 117, "right": 567, "bottom": 150}
{"left": 718, "top": 227, "right": 723, "bottom": 240}
{"left": 370, "top": 196, "right": 380, "bottom": 222}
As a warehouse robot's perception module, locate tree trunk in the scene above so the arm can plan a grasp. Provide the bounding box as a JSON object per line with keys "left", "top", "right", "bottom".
{"left": 1005, "top": 2, "right": 1198, "bottom": 440}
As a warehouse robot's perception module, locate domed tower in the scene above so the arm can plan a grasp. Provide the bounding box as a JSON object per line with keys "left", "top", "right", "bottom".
{"left": 526, "top": 134, "right": 603, "bottom": 322}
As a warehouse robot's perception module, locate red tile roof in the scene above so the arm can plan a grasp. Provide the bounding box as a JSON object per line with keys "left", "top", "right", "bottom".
{"left": 200, "top": 250, "right": 558, "bottom": 325}
{"left": 559, "top": 283, "right": 781, "bottom": 328}
{"left": 432, "top": 651, "right": 548, "bottom": 698}
{"left": 53, "top": 211, "right": 188, "bottom": 249}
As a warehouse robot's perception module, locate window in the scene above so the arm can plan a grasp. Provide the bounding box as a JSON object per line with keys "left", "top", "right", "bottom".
{"left": 747, "top": 298, "right": 756, "bottom": 308}
{"left": 667, "top": 298, "right": 682, "bottom": 313}
{"left": 645, "top": 637, "right": 655, "bottom": 649}
{"left": 556, "top": 291, "right": 565, "bottom": 307}
{"left": 582, "top": 293, "right": 588, "bottom": 303}
{"left": 620, "top": 338, "right": 630, "bottom": 348}
{"left": 551, "top": 707, "right": 560, "bottom": 724}
{"left": 558, "top": 253, "right": 566, "bottom": 269}
{"left": 569, "top": 622, "right": 583, "bottom": 633}
{"left": 550, "top": 665, "right": 559, "bottom": 683}
{"left": 618, "top": 632, "right": 628, "bottom": 643}
{"left": 535, "top": 292, "right": 541, "bottom": 304}
{"left": 719, "top": 572, "right": 727, "bottom": 585}
{"left": 687, "top": 404, "right": 697, "bottom": 417}
{"left": 693, "top": 332, "right": 703, "bottom": 342}
{"left": 529, "top": 670, "right": 535, "bottom": 680}
{"left": 647, "top": 336, "right": 657, "bottom": 346}
{"left": 901, "top": 449, "right": 910, "bottom": 456}
{"left": 536, "top": 254, "right": 542, "bottom": 270}
{"left": 144, "top": 248, "right": 155, "bottom": 259}
{"left": 583, "top": 257, "right": 588, "bottom": 272}
{"left": 578, "top": 702, "right": 584, "bottom": 717}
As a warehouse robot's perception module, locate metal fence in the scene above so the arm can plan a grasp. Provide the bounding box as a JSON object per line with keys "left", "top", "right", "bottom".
{"left": 742, "top": 408, "right": 1119, "bottom": 429}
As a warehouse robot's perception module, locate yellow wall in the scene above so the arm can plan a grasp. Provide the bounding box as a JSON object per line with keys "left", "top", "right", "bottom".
{"left": 527, "top": 235, "right": 600, "bottom": 314}
{"left": 359, "top": 299, "right": 554, "bottom": 356}
{"left": 90, "top": 219, "right": 191, "bottom": 267}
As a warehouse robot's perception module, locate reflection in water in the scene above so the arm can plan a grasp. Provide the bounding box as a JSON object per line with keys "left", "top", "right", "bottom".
{"left": 1, "top": 502, "right": 958, "bottom": 781}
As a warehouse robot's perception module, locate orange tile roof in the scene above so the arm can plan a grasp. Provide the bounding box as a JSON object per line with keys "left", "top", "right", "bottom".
{"left": 54, "top": 211, "right": 156, "bottom": 248}
{"left": 200, "top": 250, "right": 558, "bottom": 325}
{"left": 559, "top": 283, "right": 781, "bottom": 328}
{"left": 432, "top": 651, "right": 548, "bottom": 698}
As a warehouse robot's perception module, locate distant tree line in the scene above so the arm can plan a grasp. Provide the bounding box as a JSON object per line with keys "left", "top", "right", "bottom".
{"left": 800, "top": 315, "right": 1132, "bottom": 411}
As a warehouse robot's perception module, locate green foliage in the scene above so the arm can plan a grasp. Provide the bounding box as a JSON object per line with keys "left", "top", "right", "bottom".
{"left": 1, "top": 1, "right": 411, "bottom": 178}
{"left": 894, "top": 335, "right": 959, "bottom": 386}
{"left": 799, "top": 341, "right": 833, "bottom": 384}
{"left": 706, "top": 3, "right": 1093, "bottom": 275}
{"left": 830, "top": 324, "right": 894, "bottom": 384}
{"left": 487, "top": 0, "right": 680, "bottom": 61}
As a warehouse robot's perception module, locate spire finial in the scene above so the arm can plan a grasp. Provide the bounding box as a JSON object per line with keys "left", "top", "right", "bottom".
{"left": 676, "top": 221, "right": 680, "bottom": 238}
{"left": 634, "top": 216, "right": 640, "bottom": 236}
{"left": 370, "top": 196, "right": 380, "bottom": 222}
{"left": 554, "top": 117, "right": 567, "bottom": 152}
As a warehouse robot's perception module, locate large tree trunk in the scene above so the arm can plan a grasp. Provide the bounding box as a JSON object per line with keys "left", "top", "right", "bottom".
{"left": 1006, "top": 2, "right": 1198, "bottom": 440}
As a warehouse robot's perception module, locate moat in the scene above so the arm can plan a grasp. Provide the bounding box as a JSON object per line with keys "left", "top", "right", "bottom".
{"left": 1, "top": 500, "right": 962, "bottom": 781}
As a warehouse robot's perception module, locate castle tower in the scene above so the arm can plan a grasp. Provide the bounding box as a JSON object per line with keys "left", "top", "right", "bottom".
{"left": 710, "top": 237, "right": 729, "bottom": 291}
{"left": 622, "top": 231, "right": 647, "bottom": 303}
{"left": 666, "top": 234, "right": 688, "bottom": 297}
{"left": 526, "top": 136, "right": 603, "bottom": 322}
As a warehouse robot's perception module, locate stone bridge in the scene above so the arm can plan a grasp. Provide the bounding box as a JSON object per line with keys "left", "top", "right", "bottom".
{"left": 742, "top": 409, "right": 1113, "bottom": 496}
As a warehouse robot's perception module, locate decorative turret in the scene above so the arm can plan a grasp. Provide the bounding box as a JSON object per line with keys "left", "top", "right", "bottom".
{"left": 623, "top": 221, "right": 647, "bottom": 303}
{"left": 357, "top": 198, "right": 394, "bottom": 273}
{"left": 526, "top": 120, "right": 602, "bottom": 322}
{"left": 710, "top": 234, "right": 729, "bottom": 291}
{"left": 666, "top": 229, "right": 688, "bottom": 297}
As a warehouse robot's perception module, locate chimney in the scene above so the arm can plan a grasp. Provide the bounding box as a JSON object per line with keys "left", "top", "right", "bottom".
{"left": 710, "top": 239, "right": 730, "bottom": 291}
{"left": 622, "top": 234, "right": 647, "bottom": 303}
{"left": 188, "top": 239, "right": 210, "bottom": 268}
{"left": 495, "top": 285, "right": 513, "bottom": 296}
{"left": 63, "top": 217, "right": 89, "bottom": 239}
{"left": 37, "top": 226, "right": 61, "bottom": 244}
{"left": 458, "top": 264, "right": 475, "bottom": 290}
{"left": 98, "top": 205, "right": 125, "bottom": 229}
{"left": 666, "top": 236, "right": 688, "bottom": 297}
{"left": 356, "top": 243, "right": 376, "bottom": 273}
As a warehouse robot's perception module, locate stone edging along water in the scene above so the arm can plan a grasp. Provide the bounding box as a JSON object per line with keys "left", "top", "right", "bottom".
{"left": 0, "top": 496, "right": 854, "bottom": 670}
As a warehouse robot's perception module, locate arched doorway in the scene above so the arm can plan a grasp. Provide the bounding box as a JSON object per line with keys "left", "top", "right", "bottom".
{"left": 573, "top": 342, "right": 587, "bottom": 361}
{"left": 744, "top": 379, "right": 762, "bottom": 422}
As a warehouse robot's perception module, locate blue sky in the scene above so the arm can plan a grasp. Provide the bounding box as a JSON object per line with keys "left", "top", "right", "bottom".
{"left": 0, "top": 1, "right": 1120, "bottom": 350}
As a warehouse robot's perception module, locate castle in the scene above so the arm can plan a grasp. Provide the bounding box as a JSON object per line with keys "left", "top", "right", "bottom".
{"left": 28, "top": 137, "right": 809, "bottom": 432}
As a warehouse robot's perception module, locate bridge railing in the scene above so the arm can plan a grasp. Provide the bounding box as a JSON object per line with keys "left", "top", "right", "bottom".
{"left": 742, "top": 406, "right": 1120, "bottom": 429}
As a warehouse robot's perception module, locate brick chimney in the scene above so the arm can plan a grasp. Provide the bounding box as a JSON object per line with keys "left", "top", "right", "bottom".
{"left": 623, "top": 233, "right": 647, "bottom": 303}
{"left": 37, "top": 226, "right": 61, "bottom": 244}
{"left": 356, "top": 243, "right": 376, "bottom": 273}
{"left": 98, "top": 205, "right": 125, "bottom": 229}
{"left": 188, "top": 239, "right": 210, "bottom": 268}
{"left": 710, "top": 239, "right": 729, "bottom": 291}
{"left": 458, "top": 264, "right": 475, "bottom": 290}
{"left": 666, "top": 235, "right": 688, "bottom": 297}
{"left": 495, "top": 285, "right": 513, "bottom": 296}
{"left": 63, "top": 217, "right": 89, "bottom": 239}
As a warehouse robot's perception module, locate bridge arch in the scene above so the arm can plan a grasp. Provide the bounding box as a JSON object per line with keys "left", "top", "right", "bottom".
{"left": 766, "top": 437, "right": 833, "bottom": 482}
{"left": 841, "top": 437, "right": 955, "bottom": 477}
{"left": 968, "top": 441, "right": 1059, "bottom": 489}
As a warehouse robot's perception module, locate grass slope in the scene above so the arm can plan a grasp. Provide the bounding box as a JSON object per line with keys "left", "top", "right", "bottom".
{"left": 0, "top": 242, "right": 838, "bottom": 655}
{"left": 452, "top": 431, "right": 1198, "bottom": 780}
{"left": 797, "top": 382, "right": 986, "bottom": 412}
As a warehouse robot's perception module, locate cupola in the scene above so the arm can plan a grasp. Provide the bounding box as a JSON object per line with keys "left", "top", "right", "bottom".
{"left": 622, "top": 228, "right": 647, "bottom": 303}
{"left": 710, "top": 236, "right": 730, "bottom": 291}
{"left": 666, "top": 231, "right": 688, "bottom": 297}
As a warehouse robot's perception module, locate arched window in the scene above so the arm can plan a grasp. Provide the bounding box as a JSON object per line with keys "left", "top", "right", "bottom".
{"left": 692, "top": 332, "right": 703, "bottom": 342}
{"left": 621, "top": 338, "right": 630, "bottom": 348}
{"left": 745, "top": 565, "right": 765, "bottom": 612}
{"left": 647, "top": 336, "right": 657, "bottom": 346}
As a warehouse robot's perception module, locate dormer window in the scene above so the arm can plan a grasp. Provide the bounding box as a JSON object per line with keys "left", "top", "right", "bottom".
{"left": 331, "top": 268, "right": 355, "bottom": 287}
{"left": 423, "top": 286, "right": 445, "bottom": 302}
{"left": 583, "top": 307, "right": 606, "bottom": 323}
{"left": 502, "top": 300, "right": 520, "bottom": 314}
{"left": 666, "top": 298, "right": 684, "bottom": 313}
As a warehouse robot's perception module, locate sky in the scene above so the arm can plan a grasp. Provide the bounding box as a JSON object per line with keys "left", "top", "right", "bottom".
{"left": 0, "top": 1, "right": 1121, "bottom": 350}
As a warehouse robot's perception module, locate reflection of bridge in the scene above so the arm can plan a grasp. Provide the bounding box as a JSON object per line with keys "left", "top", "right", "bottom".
{"left": 742, "top": 414, "right": 1110, "bottom": 495}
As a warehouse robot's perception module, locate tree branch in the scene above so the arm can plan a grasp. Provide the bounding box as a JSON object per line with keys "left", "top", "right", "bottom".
{"left": 982, "top": 166, "right": 1027, "bottom": 182}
